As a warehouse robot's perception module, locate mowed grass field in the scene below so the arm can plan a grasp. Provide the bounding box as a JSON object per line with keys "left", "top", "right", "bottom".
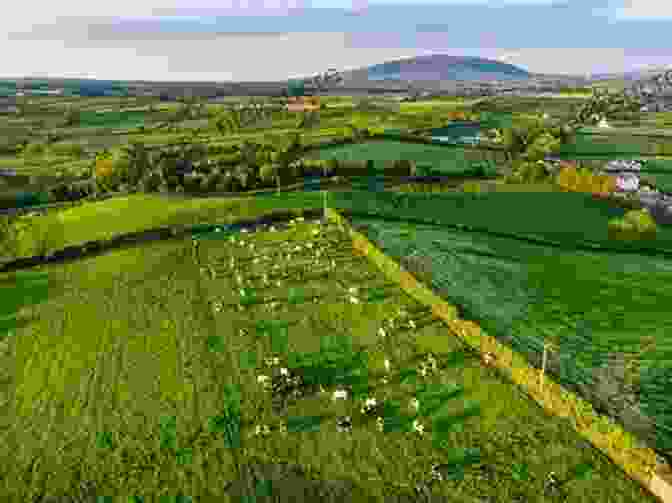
{"left": 0, "top": 196, "right": 660, "bottom": 501}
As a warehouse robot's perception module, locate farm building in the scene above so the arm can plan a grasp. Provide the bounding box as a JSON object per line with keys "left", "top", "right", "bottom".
{"left": 285, "top": 78, "right": 320, "bottom": 112}
{"left": 286, "top": 96, "right": 320, "bottom": 112}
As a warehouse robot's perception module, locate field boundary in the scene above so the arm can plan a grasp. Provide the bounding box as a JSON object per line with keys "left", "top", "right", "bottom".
{"left": 0, "top": 208, "right": 325, "bottom": 274}
{"left": 325, "top": 206, "right": 672, "bottom": 503}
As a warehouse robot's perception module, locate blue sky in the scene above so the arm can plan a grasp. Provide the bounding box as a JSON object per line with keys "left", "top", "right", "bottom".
{"left": 1, "top": 0, "right": 670, "bottom": 82}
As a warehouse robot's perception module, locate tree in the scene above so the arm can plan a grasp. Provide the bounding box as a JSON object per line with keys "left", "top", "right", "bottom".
{"left": 501, "top": 127, "right": 526, "bottom": 163}
{"left": 212, "top": 101, "right": 269, "bottom": 137}
{"left": 63, "top": 106, "right": 80, "bottom": 127}
{"left": 120, "top": 141, "right": 153, "bottom": 187}
{"left": 296, "top": 110, "right": 320, "bottom": 130}
{"left": 239, "top": 140, "right": 260, "bottom": 170}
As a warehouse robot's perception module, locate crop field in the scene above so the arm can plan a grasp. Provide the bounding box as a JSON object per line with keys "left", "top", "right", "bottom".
{"left": 344, "top": 209, "right": 672, "bottom": 459}
{"left": 0, "top": 210, "right": 659, "bottom": 501}
{"left": 328, "top": 189, "right": 672, "bottom": 253}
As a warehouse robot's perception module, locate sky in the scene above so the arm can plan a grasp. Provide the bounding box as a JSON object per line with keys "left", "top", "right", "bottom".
{"left": 1, "top": 0, "right": 670, "bottom": 82}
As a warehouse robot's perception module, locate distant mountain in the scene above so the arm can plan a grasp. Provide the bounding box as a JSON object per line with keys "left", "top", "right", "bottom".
{"left": 342, "top": 54, "right": 532, "bottom": 84}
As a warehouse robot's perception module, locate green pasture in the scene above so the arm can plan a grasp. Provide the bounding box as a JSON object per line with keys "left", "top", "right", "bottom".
{"left": 0, "top": 208, "right": 657, "bottom": 500}
{"left": 304, "top": 140, "right": 495, "bottom": 174}
{"left": 388, "top": 180, "right": 563, "bottom": 194}
{"left": 0, "top": 192, "right": 325, "bottom": 263}
{"left": 349, "top": 214, "right": 672, "bottom": 455}
{"left": 328, "top": 189, "right": 672, "bottom": 253}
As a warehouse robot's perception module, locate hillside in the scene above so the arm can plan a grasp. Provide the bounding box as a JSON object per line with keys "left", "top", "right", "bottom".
{"left": 341, "top": 54, "right": 531, "bottom": 85}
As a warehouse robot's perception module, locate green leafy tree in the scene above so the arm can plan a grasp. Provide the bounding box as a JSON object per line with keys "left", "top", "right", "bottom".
{"left": 121, "top": 141, "right": 153, "bottom": 187}
{"left": 62, "top": 106, "right": 80, "bottom": 127}
{"left": 501, "top": 126, "right": 526, "bottom": 163}
{"left": 269, "top": 132, "right": 304, "bottom": 185}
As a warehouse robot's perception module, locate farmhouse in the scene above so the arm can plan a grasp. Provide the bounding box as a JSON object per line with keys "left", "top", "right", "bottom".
{"left": 286, "top": 96, "right": 320, "bottom": 112}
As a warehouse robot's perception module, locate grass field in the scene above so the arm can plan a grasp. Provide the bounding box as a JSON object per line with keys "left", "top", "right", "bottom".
{"left": 0, "top": 92, "right": 671, "bottom": 499}
{"left": 0, "top": 207, "right": 659, "bottom": 501}
{"left": 343, "top": 205, "right": 672, "bottom": 461}
{"left": 303, "top": 140, "right": 493, "bottom": 173}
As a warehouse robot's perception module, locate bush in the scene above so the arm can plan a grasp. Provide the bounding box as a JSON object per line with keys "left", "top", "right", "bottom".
{"left": 164, "top": 174, "right": 180, "bottom": 188}
{"left": 139, "top": 171, "right": 163, "bottom": 193}
{"left": 608, "top": 209, "right": 657, "bottom": 240}
{"left": 624, "top": 208, "right": 657, "bottom": 233}
{"left": 183, "top": 173, "right": 204, "bottom": 192}
{"left": 411, "top": 164, "right": 432, "bottom": 177}
{"left": 259, "top": 164, "right": 277, "bottom": 185}
{"left": 217, "top": 152, "right": 242, "bottom": 166}
{"left": 223, "top": 172, "right": 240, "bottom": 192}
{"left": 327, "top": 157, "right": 339, "bottom": 175}
{"left": 289, "top": 161, "right": 304, "bottom": 179}
{"left": 462, "top": 181, "right": 482, "bottom": 193}
{"left": 200, "top": 173, "right": 221, "bottom": 193}
{"left": 49, "top": 183, "right": 74, "bottom": 202}
{"left": 393, "top": 159, "right": 413, "bottom": 176}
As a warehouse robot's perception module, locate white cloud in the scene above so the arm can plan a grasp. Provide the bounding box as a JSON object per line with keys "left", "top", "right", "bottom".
{"left": 609, "top": 1, "right": 672, "bottom": 20}
{"left": 497, "top": 51, "right": 522, "bottom": 63}
{"left": 0, "top": 31, "right": 422, "bottom": 81}
{"left": 494, "top": 48, "right": 632, "bottom": 76}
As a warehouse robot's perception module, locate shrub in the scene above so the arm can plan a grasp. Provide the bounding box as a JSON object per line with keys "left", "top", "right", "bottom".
{"left": 49, "top": 183, "right": 73, "bottom": 202}
{"left": 222, "top": 172, "right": 239, "bottom": 192}
{"left": 411, "top": 164, "right": 432, "bottom": 177}
{"left": 462, "top": 181, "right": 482, "bottom": 193}
{"left": 183, "top": 173, "right": 204, "bottom": 192}
{"left": 289, "top": 161, "right": 304, "bottom": 179}
{"left": 393, "top": 159, "right": 413, "bottom": 176}
{"left": 259, "top": 164, "right": 278, "bottom": 185}
{"left": 326, "top": 157, "right": 339, "bottom": 175}
{"left": 139, "top": 171, "right": 163, "bottom": 193}
{"left": 200, "top": 173, "right": 221, "bottom": 193}
{"left": 608, "top": 209, "right": 657, "bottom": 240}
{"left": 217, "top": 152, "right": 242, "bottom": 166}
{"left": 472, "top": 160, "right": 499, "bottom": 178}
{"left": 164, "top": 174, "right": 180, "bottom": 188}
{"left": 624, "top": 208, "right": 657, "bottom": 233}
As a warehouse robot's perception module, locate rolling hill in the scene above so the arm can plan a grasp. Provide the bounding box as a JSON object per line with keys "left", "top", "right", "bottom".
{"left": 339, "top": 54, "right": 532, "bottom": 85}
